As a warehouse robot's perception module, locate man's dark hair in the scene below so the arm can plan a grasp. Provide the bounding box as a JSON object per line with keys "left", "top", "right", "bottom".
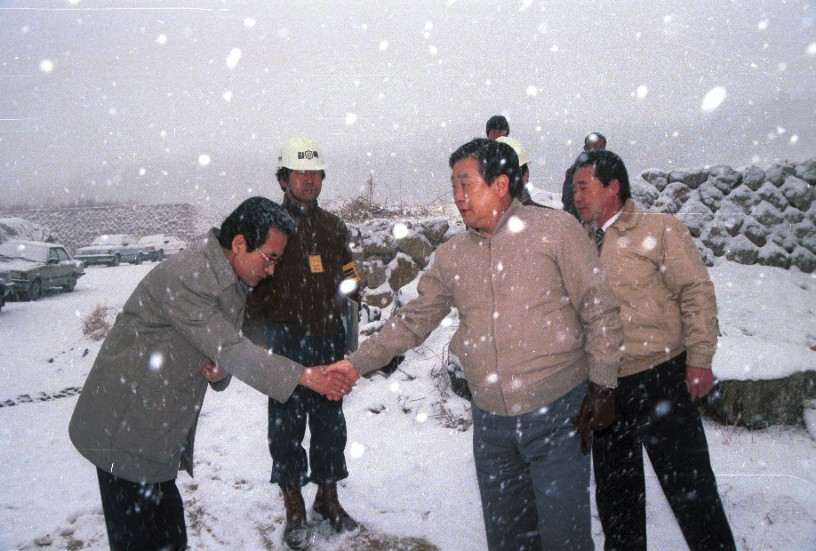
{"left": 573, "top": 149, "right": 631, "bottom": 202}
{"left": 584, "top": 132, "right": 607, "bottom": 149}
{"left": 218, "top": 197, "right": 297, "bottom": 251}
{"left": 485, "top": 115, "right": 510, "bottom": 137}
{"left": 275, "top": 167, "right": 327, "bottom": 182}
{"left": 449, "top": 138, "right": 524, "bottom": 198}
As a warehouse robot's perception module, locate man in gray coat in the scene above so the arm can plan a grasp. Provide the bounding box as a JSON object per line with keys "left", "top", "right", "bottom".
{"left": 69, "top": 197, "right": 357, "bottom": 551}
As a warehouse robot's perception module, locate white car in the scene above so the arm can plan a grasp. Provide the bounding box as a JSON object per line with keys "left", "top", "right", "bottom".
{"left": 138, "top": 234, "right": 186, "bottom": 261}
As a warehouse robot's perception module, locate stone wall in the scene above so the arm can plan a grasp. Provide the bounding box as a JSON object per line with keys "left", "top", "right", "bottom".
{"left": 636, "top": 158, "right": 815, "bottom": 272}
{"left": 0, "top": 204, "right": 200, "bottom": 254}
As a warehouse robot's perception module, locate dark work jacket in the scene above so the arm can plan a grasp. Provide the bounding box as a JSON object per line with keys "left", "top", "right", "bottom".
{"left": 245, "top": 197, "right": 355, "bottom": 336}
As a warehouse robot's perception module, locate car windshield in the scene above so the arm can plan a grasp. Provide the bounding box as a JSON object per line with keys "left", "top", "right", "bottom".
{"left": 91, "top": 235, "right": 125, "bottom": 246}
{"left": 0, "top": 242, "right": 48, "bottom": 262}
{"left": 138, "top": 235, "right": 161, "bottom": 244}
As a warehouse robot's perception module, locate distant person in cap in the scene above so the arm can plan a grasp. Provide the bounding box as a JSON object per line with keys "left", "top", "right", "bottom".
{"left": 244, "top": 135, "right": 362, "bottom": 549}
{"left": 496, "top": 136, "right": 547, "bottom": 208}
{"left": 561, "top": 132, "right": 607, "bottom": 219}
{"left": 485, "top": 115, "right": 510, "bottom": 140}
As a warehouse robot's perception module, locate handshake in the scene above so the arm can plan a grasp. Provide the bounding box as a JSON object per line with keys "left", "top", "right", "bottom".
{"left": 299, "top": 359, "right": 359, "bottom": 401}
{"left": 200, "top": 355, "right": 359, "bottom": 401}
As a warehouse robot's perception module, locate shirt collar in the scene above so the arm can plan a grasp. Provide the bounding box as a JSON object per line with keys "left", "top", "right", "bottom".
{"left": 599, "top": 208, "right": 623, "bottom": 232}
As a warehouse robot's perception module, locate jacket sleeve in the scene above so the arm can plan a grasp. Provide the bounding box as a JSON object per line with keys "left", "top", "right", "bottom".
{"left": 557, "top": 216, "right": 623, "bottom": 387}
{"left": 349, "top": 258, "right": 453, "bottom": 376}
{"left": 155, "top": 272, "right": 304, "bottom": 403}
{"left": 659, "top": 217, "right": 718, "bottom": 369}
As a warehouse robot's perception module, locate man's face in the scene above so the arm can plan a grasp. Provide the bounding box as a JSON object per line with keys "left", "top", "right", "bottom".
{"left": 487, "top": 129, "right": 508, "bottom": 140}
{"left": 233, "top": 229, "right": 288, "bottom": 287}
{"left": 283, "top": 170, "right": 323, "bottom": 206}
{"left": 572, "top": 165, "right": 620, "bottom": 227}
{"left": 584, "top": 136, "right": 606, "bottom": 151}
{"left": 451, "top": 157, "right": 509, "bottom": 236}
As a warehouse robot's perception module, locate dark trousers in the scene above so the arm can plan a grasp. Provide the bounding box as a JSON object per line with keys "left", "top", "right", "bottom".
{"left": 592, "top": 352, "right": 737, "bottom": 551}
{"left": 96, "top": 468, "right": 187, "bottom": 551}
{"left": 257, "top": 324, "right": 348, "bottom": 489}
{"left": 472, "top": 383, "right": 593, "bottom": 551}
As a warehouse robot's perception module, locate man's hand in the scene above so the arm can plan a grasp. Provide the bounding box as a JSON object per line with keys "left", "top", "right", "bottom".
{"left": 574, "top": 382, "right": 616, "bottom": 455}
{"left": 686, "top": 365, "right": 714, "bottom": 400}
{"left": 201, "top": 362, "right": 229, "bottom": 383}
{"left": 299, "top": 366, "right": 353, "bottom": 401}
{"left": 325, "top": 359, "right": 359, "bottom": 388}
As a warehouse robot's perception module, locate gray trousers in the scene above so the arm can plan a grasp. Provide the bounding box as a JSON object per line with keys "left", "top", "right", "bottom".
{"left": 472, "top": 383, "right": 593, "bottom": 551}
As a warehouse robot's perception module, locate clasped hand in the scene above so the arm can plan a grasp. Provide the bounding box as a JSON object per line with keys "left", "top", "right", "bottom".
{"left": 299, "top": 359, "right": 359, "bottom": 401}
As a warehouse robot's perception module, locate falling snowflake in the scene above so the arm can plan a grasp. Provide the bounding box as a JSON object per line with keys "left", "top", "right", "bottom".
{"left": 349, "top": 442, "right": 365, "bottom": 458}
{"left": 345, "top": 112, "right": 357, "bottom": 126}
{"left": 701, "top": 86, "right": 727, "bottom": 112}
{"left": 198, "top": 154, "right": 211, "bottom": 166}
{"left": 149, "top": 352, "right": 164, "bottom": 371}
{"left": 507, "top": 215, "right": 525, "bottom": 233}
{"left": 39, "top": 59, "right": 54, "bottom": 73}
{"left": 636, "top": 85, "right": 648, "bottom": 99}
{"left": 156, "top": 34, "right": 168, "bottom": 45}
{"left": 226, "top": 48, "right": 242, "bottom": 69}
{"left": 393, "top": 222, "right": 409, "bottom": 239}
{"left": 339, "top": 279, "right": 358, "bottom": 295}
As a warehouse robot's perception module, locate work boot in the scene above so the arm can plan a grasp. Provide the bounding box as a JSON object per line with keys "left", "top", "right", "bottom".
{"left": 312, "top": 482, "right": 360, "bottom": 536}
{"left": 282, "top": 486, "right": 310, "bottom": 550}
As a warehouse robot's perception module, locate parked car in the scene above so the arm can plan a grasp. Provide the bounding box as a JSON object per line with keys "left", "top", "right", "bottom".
{"left": 75, "top": 234, "right": 151, "bottom": 266}
{"left": 0, "top": 240, "right": 85, "bottom": 301}
{"left": 0, "top": 277, "right": 7, "bottom": 312}
{"left": 138, "top": 234, "right": 187, "bottom": 261}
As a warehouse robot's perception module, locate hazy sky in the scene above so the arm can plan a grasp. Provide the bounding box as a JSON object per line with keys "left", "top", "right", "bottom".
{"left": 1, "top": 0, "right": 814, "bottom": 215}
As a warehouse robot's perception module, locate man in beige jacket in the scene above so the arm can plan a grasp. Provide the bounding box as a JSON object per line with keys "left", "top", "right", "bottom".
{"left": 329, "top": 138, "right": 623, "bottom": 550}
{"left": 572, "top": 149, "right": 736, "bottom": 551}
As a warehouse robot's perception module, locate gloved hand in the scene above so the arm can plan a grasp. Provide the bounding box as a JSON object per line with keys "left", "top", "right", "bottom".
{"left": 574, "top": 382, "right": 616, "bottom": 455}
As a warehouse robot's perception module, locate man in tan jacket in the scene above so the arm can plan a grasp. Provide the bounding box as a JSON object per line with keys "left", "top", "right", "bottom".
{"left": 572, "top": 149, "right": 736, "bottom": 551}
{"left": 329, "top": 138, "right": 623, "bottom": 550}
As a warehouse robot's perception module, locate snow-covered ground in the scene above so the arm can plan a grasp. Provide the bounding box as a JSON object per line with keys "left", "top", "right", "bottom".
{"left": 0, "top": 260, "right": 814, "bottom": 550}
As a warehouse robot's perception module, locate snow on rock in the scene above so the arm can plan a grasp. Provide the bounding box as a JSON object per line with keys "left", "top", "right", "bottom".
{"left": 0, "top": 217, "right": 53, "bottom": 243}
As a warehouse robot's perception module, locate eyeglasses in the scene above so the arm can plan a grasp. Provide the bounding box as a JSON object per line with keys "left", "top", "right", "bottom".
{"left": 257, "top": 248, "right": 282, "bottom": 268}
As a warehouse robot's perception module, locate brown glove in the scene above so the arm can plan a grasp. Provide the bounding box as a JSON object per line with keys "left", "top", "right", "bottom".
{"left": 574, "top": 382, "right": 616, "bottom": 455}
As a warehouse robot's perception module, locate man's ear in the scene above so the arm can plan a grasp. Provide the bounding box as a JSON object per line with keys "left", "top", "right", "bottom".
{"left": 493, "top": 174, "right": 510, "bottom": 197}
{"left": 231, "top": 234, "right": 248, "bottom": 254}
{"left": 608, "top": 179, "right": 621, "bottom": 197}
{"left": 278, "top": 178, "right": 288, "bottom": 193}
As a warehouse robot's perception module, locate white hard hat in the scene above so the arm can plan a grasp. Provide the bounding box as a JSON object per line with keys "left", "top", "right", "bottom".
{"left": 496, "top": 136, "right": 530, "bottom": 167}
{"left": 278, "top": 135, "right": 326, "bottom": 170}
